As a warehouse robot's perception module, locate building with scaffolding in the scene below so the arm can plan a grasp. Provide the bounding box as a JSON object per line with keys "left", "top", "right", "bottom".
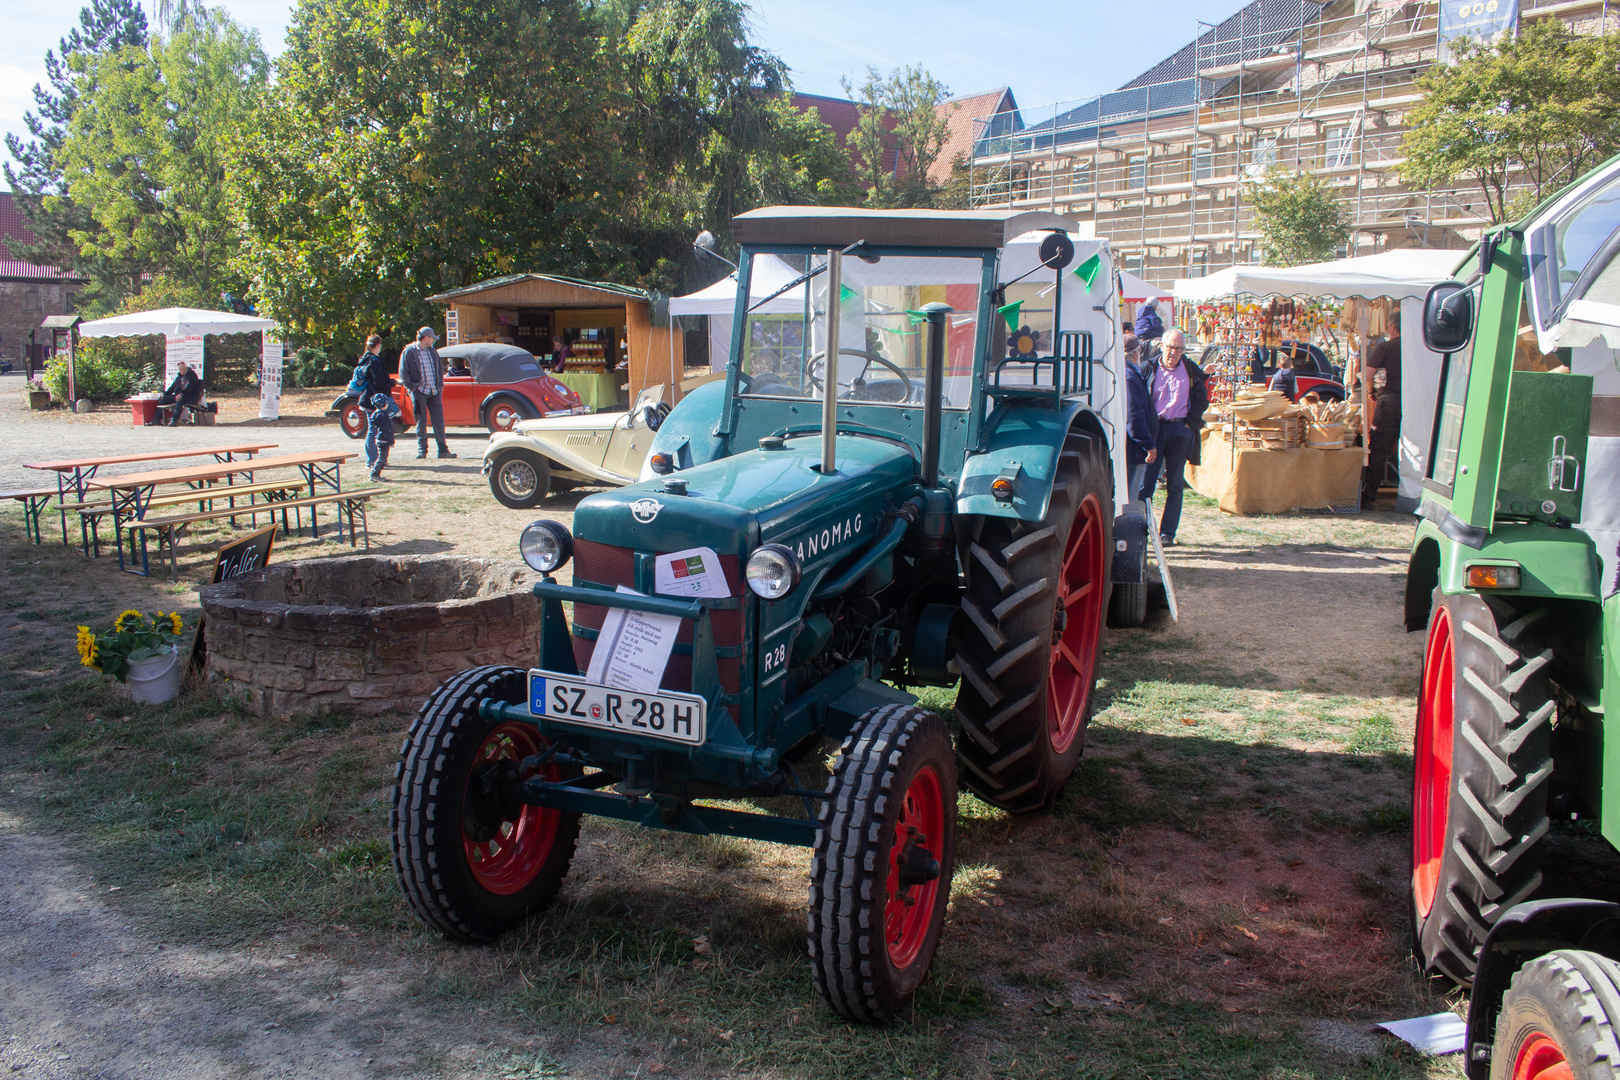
{"left": 966, "top": 0, "right": 1616, "bottom": 287}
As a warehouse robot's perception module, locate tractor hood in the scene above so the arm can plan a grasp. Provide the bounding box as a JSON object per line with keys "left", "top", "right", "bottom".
{"left": 572, "top": 435, "right": 919, "bottom": 565}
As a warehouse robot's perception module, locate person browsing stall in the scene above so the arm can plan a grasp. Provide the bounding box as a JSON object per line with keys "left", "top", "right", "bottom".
{"left": 1138, "top": 328, "right": 1210, "bottom": 546}
{"left": 1361, "top": 310, "right": 1403, "bottom": 504}
{"left": 156, "top": 361, "right": 203, "bottom": 426}
{"left": 399, "top": 326, "right": 455, "bottom": 460}
{"left": 1122, "top": 333, "right": 1158, "bottom": 502}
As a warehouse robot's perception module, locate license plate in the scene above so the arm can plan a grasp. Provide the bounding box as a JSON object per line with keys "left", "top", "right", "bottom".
{"left": 527, "top": 670, "right": 706, "bottom": 746}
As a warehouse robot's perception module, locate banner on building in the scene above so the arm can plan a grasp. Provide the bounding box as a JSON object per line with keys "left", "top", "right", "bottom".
{"left": 445, "top": 307, "right": 459, "bottom": 345}
{"left": 1440, "top": 0, "right": 1519, "bottom": 63}
{"left": 259, "top": 331, "right": 285, "bottom": 420}
{"left": 164, "top": 333, "right": 205, "bottom": 386}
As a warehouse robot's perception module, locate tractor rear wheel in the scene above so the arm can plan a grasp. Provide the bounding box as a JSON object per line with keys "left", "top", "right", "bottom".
{"left": 391, "top": 665, "right": 581, "bottom": 942}
{"left": 954, "top": 429, "right": 1113, "bottom": 812}
{"left": 809, "top": 704, "right": 957, "bottom": 1023}
{"left": 1491, "top": 950, "right": 1620, "bottom": 1080}
{"left": 1412, "top": 589, "right": 1553, "bottom": 985}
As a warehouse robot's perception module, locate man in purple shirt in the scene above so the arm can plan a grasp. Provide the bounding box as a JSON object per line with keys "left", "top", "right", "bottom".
{"left": 1138, "top": 329, "right": 1210, "bottom": 545}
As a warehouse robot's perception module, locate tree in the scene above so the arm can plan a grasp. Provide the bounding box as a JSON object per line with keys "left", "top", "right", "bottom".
{"left": 1401, "top": 22, "right": 1620, "bottom": 223}
{"left": 3, "top": 0, "right": 148, "bottom": 274}
{"left": 841, "top": 66, "right": 953, "bottom": 208}
{"left": 55, "top": 10, "right": 268, "bottom": 311}
{"left": 1246, "top": 171, "right": 1350, "bottom": 266}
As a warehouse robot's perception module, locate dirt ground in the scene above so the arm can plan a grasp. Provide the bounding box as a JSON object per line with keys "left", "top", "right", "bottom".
{"left": 0, "top": 388, "right": 1554, "bottom": 1078}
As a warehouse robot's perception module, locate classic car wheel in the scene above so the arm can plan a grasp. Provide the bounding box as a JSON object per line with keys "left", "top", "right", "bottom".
{"left": 338, "top": 397, "right": 366, "bottom": 439}
{"left": 485, "top": 395, "right": 535, "bottom": 433}
{"left": 489, "top": 449, "right": 551, "bottom": 509}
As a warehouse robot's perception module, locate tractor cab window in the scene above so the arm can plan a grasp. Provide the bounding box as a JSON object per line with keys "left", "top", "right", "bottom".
{"left": 738, "top": 252, "right": 983, "bottom": 408}
{"left": 1529, "top": 169, "right": 1620, "bottom": 333}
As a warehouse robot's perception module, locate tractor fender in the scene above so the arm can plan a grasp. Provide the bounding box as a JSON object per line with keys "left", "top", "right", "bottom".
{"left": 1409, "top": 517, "right": 1601, "bottom": 626}
{"left": 957, "top": 399, "right": 1100, "bottom": 523}
{"left": 1463, "top": 899, "right": 1620, "bottom": 1080}
{"left": 479, "top": 390, "right": 536, "bottom": 425}
{"left": 644, "top": 378, "right": 730, "bottom": 479}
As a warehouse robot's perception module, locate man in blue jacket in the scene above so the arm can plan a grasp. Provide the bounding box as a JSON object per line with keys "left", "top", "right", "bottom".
{"left": 1122, "top": 333, "right": 1157, "bottom": 501}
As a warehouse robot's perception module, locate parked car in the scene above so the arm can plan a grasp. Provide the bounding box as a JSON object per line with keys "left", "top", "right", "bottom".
{"left": 482, "top": 386, "right": 670, "bottom": 508}
{"left": 1196, "top": 341, "right": 1346, "bottom": 402}
{"left": 329, "top": 342, "right": 590, "bottom": 439}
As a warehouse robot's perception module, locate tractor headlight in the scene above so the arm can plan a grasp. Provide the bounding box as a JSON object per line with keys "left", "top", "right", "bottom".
{"left": 746, "top": 544, "right": 800, "bottom": 600}
{"left": 520, "top": 520, "right": 573, "bottom": 573}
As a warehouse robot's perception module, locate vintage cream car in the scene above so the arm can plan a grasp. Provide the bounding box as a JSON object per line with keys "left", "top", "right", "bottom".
{"left": 482, "top": 387, "right": 671, "bottom": 507}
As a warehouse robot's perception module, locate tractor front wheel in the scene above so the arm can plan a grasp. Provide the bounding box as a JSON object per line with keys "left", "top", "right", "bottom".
{"left": 954, "top": 429, "right": 1113, "bottom": 812}
{"left": 810, "top": 704, "right": 958, "bottom": 1023}
{"left": 1491, "top": 950, "right": 1620, "bottom": 1080}
{"left": 1412, "top": 590, "right": 1553, "bottom": 985}
{"left": 391, "top": 665, "right": 581, "bottom": 942}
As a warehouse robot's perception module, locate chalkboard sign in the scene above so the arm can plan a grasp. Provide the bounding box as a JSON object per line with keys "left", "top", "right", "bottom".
{"left": 208, "top": 525, "right": 277, "bottom": 585}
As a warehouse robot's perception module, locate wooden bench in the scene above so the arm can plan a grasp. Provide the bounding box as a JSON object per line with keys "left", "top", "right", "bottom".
{"left": 1, "top": 487, "right": 56, "bottom": 545}
{"left": 126, "top": 487, "right": 388, "bottom": 579}
{"left": 76, "top": 481, "right": 308, "bottom": 559}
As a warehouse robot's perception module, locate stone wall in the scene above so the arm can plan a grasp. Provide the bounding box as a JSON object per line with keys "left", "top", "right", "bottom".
{"left": 199, "top": 555, "right": 540, "bottom": 717}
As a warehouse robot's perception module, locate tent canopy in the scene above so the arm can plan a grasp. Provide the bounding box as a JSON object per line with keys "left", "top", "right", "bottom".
{"left": 1119, "top": 270, "right": 1173, "bottom": 301}
{"left": 77, "top": 306, "right": 276, "bottom": 338}
{"left": 670, "top": 255, "right": 806, "bottom": 316}
{"left": 1172, "top": 249, "right": 1463, "bottom": 303}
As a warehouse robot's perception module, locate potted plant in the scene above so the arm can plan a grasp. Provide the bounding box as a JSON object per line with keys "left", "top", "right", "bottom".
{"left": 25, "top": 378, "right": 51, "bottom": 411}
{"left": 77, "top": 609, "right": 186, "bottom": 704}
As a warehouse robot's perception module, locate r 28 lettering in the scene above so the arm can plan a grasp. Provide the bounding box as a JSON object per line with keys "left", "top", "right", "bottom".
{"left": 762, "top": 643, "right": 787, "bottom": 672}
{"left": 549, "top": 686, "right": 694, "bottom": 736}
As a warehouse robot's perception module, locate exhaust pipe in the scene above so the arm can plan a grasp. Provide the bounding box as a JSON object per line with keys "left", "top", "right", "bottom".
{"left": 919, "top": 302, "right": 951, "bottom": 488}
{"left": 820, "top": 248, "right": 842, "bottom": 474}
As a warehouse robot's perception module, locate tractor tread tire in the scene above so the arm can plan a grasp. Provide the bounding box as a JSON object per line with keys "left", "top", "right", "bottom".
{"left": 1492, "top": 950, "right": 1620, "bottom": 1080}
{"left": 809, "top": 704, "right": 956, "bottom": 1024}
{"left": 953, "top": 430, "right": 1112, "bottom": 813}
{"left": 1415, "top": 591, "right": 1553, "bottom": 986}
{"left": 391, "top": 664, "right": 580, "bottom": 943}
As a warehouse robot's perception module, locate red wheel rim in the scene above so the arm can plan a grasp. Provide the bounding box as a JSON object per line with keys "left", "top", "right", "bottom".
{"left": 1413, "top": 604, "right": 1455, "bottom": 919}
{"left": 1513, "top": 1032, "right": 1574, "bottom": 1080}
{"left": 341, "top": 404, "right": 364, "bottom": 436}
{"left": 1049, "top": 492, "right": 1106, "bottom": 754}
{"left": 463, "top": 722, "right": 561, "bottom": 896}
{"left": 491, "top": 404, "right": 520, "bottom": 431}
{"left": 885, "top": 764, "right": 945, "bottom": 969}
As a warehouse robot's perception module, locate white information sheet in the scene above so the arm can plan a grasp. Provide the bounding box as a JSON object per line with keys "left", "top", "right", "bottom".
{"left": 586, "top": 586, "right": 680, "bottom": 693}
{"left": 164, "top": 333, "right": 204, "bottom": 385}
{"left": 654, "top": 547, "right": 730, "bottom": 598}
{"left": 258, "top": 332, "right": 284, "bottom": 420}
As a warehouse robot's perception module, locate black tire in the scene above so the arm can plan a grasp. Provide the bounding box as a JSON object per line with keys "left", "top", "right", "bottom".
{"left": 484, "top": 395, "right": 536, "bottom": 433}
{"left": 1491, "top": 950, "right": 1620, "bottom": 1080}
{"left": 1412, "top": 590, "right": 1553, "bottom": 985}
{"left": 1109, "top": 579, "right": 1147, "bottom": 628}
{"left": 337, "top": 396, "right": 366, "bottom": 439}
{"left": 809, "top": 704, "right": 957, "bottom": 1023}
{"left": 391, "top": 665, "right": 581, "bottom": 942}
{"left": 488, "top": 449, "right": 551, "bottom": 509}
{"left": 953, "top": 429, "right": 1113, "bottom": 812}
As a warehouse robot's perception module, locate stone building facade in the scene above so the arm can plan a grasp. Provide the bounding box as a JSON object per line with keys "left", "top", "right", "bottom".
{"left": 0, "top": 193, "right": 84, "bottom": 370}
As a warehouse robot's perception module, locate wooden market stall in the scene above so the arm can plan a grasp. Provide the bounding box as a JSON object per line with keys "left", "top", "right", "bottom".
{"left": 1172, "top": 249, "right": 1458, "bottom": 514}
{"left": 427, "top": 274, "right": 685, "bottom": 413}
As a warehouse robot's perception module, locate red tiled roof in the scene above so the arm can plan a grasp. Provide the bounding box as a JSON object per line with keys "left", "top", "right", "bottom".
{"left": 790, "top": 92, "right": 903, "bottom": 178}
{"left": 931, "top": 88, "right": 1019, "bottom": 184}
{"left": 0, "top": 192, "right": 78, "bottom": 281}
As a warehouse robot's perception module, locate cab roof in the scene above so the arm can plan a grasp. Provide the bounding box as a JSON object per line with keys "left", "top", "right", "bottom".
{"left": 731, "top": 206, "right": 1078, "bottom": 251}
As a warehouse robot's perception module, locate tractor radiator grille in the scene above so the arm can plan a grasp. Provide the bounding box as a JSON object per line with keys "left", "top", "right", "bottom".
{"left": 570, "top": 538, "right": 741, "bottom": 717}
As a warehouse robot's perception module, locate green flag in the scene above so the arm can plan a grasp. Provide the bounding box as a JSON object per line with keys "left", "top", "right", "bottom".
{"left": 839, "top": 284, "right": 856, "bottom": 304}
{"left": 998, "top": 301, "right": 1023, "bottom": 332}
{"left": 1073, "top": 253, "right": 1102, "bottom": 292}
{"left": 905, "top": 309, "right": 928, "bottom": 327}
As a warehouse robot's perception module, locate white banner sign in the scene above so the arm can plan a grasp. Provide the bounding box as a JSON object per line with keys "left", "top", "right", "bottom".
{"left": 164, "top": 333, "right": 205, "bottom": 386}
{"left": 445, "top": 307, "right": 459, "bottom": 345}
{"left": 259, "top": 332, "right": 285, "bottom": 420}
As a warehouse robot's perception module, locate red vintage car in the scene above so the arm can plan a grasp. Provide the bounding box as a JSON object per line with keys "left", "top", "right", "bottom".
{"left": 331, "top": 342, "right": 589, "bottom": 438}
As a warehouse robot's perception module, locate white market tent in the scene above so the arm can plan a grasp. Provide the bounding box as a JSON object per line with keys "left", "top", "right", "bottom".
{"left": 1173, "top": 249, "right": 1466, "bottom": 510}
{"left": 1119, "top": 269, "right": 1174, "bottom": 302}
{"left": 77, "top": 306, "right": 277, "bottom": 338}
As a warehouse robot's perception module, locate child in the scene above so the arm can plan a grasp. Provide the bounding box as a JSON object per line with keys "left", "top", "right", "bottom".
{"left": 366, "top": 392, "right": 394, "bottom": 482}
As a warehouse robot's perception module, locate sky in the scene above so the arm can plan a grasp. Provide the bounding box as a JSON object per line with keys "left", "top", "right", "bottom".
{"left": 0, "top": 0, "right": 1240, "bottom": 165}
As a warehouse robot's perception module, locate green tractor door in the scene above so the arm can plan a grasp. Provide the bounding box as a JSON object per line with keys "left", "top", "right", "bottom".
{"left": 1497, "top": 370, "right": 1593, "bottom": 523}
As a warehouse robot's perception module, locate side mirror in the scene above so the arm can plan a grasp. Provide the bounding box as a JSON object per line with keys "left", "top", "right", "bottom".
{"left": 1423, "top": 281, "right": 1475, "bottom": 354}
{"left": 644, "top": 405, "right": 663, "bottom": 431}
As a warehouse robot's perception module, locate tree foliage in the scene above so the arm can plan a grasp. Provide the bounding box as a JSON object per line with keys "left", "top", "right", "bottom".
{"left": 1245, "top": 170, "right": 1350, "bottom": 267}
{"left": 1401, "top": 21, "right": 1620, "bottom": 223}
{"left": 841, "top": 66, "right": 953, "bottom": 208}
{"left": 56, "top": 9, "right": 268, "bottom": 311}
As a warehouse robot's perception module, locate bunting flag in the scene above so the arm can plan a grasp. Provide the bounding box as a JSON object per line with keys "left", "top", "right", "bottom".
{"left": 998, "top": 301, "right": 1023, "bottom": 332}
{"left": 839, "top": 284, "right": 856, "bottom": 304}
{"left": 905, "top": 310, "right": 929, "bottom": 326}
{"left": 1073, "top": 253, "right": 1102, "bottom": 292}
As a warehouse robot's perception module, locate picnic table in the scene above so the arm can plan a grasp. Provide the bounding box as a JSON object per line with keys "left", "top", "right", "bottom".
{"left": 85, "top": 450, "right": 357, "bottom": 574}
{"left": 24, "top": 443, "right": 279, "bottom": 546}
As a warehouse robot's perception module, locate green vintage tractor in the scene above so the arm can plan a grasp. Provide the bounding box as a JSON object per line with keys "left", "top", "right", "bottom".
{"left": 1405, "top": 156, "right": 1620, "bottom": 1076}
{"left": 390, "top": 207, "right": 1149, "bottom": 1021}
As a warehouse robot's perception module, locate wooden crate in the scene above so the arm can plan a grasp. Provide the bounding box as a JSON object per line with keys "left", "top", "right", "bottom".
{"left": 1235, "top": 414, "right": 1303, "bottom": 449}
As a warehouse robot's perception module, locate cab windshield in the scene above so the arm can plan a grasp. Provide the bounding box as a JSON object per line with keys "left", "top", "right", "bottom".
{"left": 737, "top": 251, "right": 985, "bottom": 408}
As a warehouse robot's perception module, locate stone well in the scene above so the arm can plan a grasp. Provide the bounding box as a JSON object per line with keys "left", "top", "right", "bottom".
{"left": 199, "top": 555, "right": 539, "bottom": 717}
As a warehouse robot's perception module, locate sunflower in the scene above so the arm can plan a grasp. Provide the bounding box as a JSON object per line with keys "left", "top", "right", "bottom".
{"left": 114, "top": 609, "right": 144, "bottom": 632}
{"left": 166, "top": 612, "right": 183, "bottom": 636}
{"left": 75, "top": 626, "right": 99, "bottom": 669}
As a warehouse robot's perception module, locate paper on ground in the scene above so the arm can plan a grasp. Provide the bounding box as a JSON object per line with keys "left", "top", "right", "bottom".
{"left": 1376, "top": 1012, "right": 1466, "bottom": 1055}
{"left": 654, "top": 547, "right": 730, "bottom": 598}
{"left": 585, "top": 586, "right": 680, "bottom": 693}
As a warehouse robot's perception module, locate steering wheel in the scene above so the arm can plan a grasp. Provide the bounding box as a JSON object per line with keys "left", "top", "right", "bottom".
{"left": 806, "top": 348, "right": 914, "bottom": 400}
